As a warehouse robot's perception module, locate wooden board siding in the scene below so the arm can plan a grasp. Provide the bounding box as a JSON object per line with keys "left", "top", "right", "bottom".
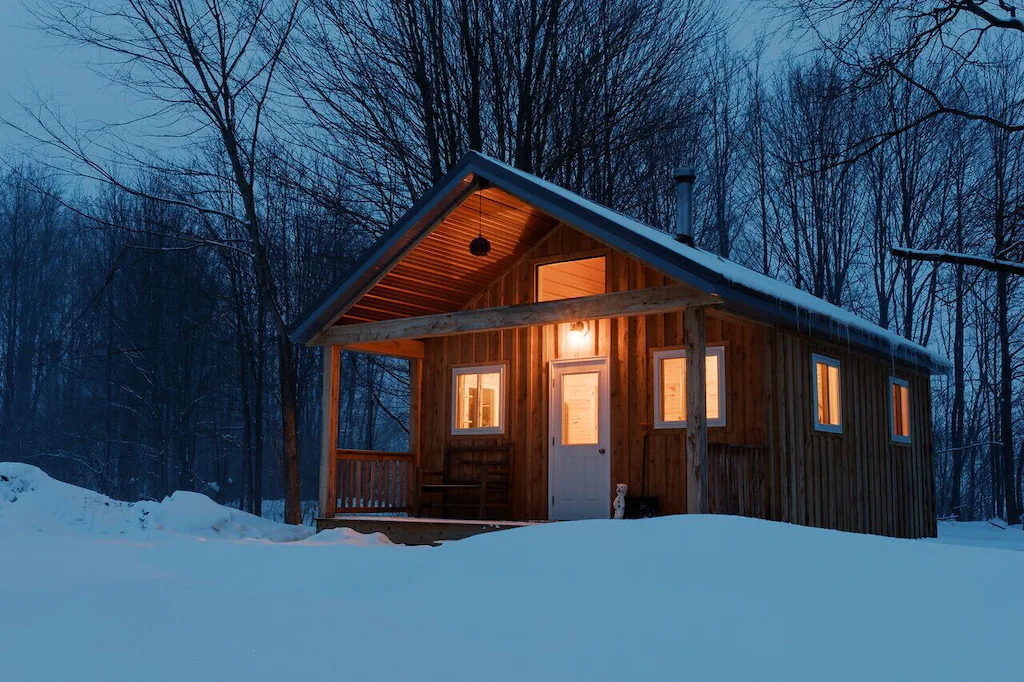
{"left": 414, "top": 222, "right": 935, "bottom": 537}
{"left": 338, "top": 187, "right": 558, "bottom": 324}
{"left": 768, "top": 327, "right": 936, "bottom": 538}
{"left": 418, "top": 224, "right": 769, "bottom": 520}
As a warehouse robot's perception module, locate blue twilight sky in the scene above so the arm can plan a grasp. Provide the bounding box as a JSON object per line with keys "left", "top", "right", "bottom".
{"left": 1, "top": 3, "right": 135, "bottom": 140}
{"left": 0, "top": 1, "right": 795, "bottom": 155}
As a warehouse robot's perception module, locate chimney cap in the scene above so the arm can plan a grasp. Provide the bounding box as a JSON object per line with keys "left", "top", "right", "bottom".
{"left": 673, "top": 167, "right": 696, "bottom": 183}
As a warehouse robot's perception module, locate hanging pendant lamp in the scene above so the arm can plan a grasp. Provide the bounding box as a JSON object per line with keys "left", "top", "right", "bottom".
{"left": 469, "top": 191, "right": 491, "bottom": 257}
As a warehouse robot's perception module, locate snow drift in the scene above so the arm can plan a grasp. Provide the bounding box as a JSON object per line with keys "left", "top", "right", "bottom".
{"left": 1, "top": 462, "right": 1021, "bottom": 681}
{"left": 0, "top": 462, "right": 313, "bottom": 542}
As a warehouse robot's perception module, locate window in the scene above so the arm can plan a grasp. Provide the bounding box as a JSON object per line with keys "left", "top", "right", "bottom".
{"left": 561, "top": 371, "right": 600, "bottom": 445}
{"left": 451, "top": 365, "right": 505, "bottom": 435}
{"left": 536, "top": 256, "right": 606, "bottom": 302}
{"left": 536, "top": 256, "right": 606, "bottom": 359}
{"left": 890, "top": 377, "right": 911, "bottom": 443}
{"left": 812, "top": 354, "right": 842, "bottom": 433}
{"left": 653, "top": 346, "right": 726, "bottom": 429}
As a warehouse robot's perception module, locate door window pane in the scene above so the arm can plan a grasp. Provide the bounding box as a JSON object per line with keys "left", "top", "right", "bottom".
{"left": 562, "top": 372, "right": 599, "bottom": 445}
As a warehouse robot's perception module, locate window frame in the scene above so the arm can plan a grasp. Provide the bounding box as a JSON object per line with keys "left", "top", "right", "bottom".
{"left": 534, "top": 253, "right": 608, "bottom": 303}
{"left": 811, "top": 353, "right": 843, "bottom": 434}
{"left": 889, "top": 376, "right": 912, "bottom": 444}
{"left": 652, "top": 346, "right": 727, "bottom": 430}
{"left": 450, "top": 363, "right": 507, "bottom": 436}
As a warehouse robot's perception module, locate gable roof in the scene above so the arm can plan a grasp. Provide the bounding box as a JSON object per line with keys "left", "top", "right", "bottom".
{"left": 289, "top": 151, "right": 950, "bottom": 374}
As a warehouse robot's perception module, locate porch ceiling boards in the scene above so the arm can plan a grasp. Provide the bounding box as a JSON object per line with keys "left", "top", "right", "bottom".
{"left": 339, "top": 186, "right": 557, "bottom": 325}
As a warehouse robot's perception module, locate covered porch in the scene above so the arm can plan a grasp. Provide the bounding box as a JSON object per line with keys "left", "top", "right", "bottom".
{"left": 314, "top": 442, "right": 770, "bottom": 545}
{"left": 296, "top": 156, "right": 777, "bottom": 544}
{"left": 313, "top": 284, "right": 769, "bottom": 544}
{"left": 292, "top": 152, "right": 945, "bottom": 543}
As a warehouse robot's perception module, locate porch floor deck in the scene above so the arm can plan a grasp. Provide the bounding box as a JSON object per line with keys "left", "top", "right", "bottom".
{"left": 316, "top": 515, "right": 544, "bottom": 546}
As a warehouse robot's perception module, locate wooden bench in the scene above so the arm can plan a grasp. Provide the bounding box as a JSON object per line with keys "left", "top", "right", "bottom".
{"left": 416, "top": 444, "right": 513, "bottom": 520}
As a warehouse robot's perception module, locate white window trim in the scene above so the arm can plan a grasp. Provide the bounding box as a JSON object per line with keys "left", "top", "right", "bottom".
{"left": 652, "top": 346, "right": 726, "bottom": 429}
{"left": 450, "top": 364, "right": 506, "bottom": 435}
{"left": 890, "top": 377, "right": 912, "bottom": 444}
{"left": 811, "top": 353, "right": 843, "bottom": 434}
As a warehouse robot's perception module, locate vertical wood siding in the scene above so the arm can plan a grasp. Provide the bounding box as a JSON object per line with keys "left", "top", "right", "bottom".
{"left": 416, "top": 223, "right": 936, "bottom": 537}
{"left": 768, "top": 328, "right": 936, "bottom": 538}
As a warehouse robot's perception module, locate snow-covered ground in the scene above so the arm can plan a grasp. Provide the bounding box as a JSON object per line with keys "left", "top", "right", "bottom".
{"left": 259, "top": 498, "right": 320, "bottom": 526}
{"left": 933, "top": 518, "right": 1024, "bottom": 552}
{"left": 1, "top": 463, "right": 1021, "bottom": 681}
{"left": 0, "top": 462, "right": 313, "bottom": 542}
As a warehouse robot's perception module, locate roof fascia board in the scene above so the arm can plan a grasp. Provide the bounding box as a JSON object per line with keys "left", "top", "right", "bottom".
{"left": 308, "top": 177, "right": 479, "bottom": 344}
{"left": 291, "top": 151, "right": 947, "bottom": 374}
{"left": 466, "top": 155, "right": 948, "bottom": 375}
{"left": 289, "top": 158, "right": 480, "bottom": 345}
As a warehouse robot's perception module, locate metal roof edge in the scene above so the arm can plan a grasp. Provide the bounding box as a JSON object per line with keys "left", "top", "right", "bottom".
{"left": 288, "top": 156, "right": 480, "bottom": 345}
{"left": 291, "top": 150, "right": 951, "bottom": 374}
{"left": 463, "top": 154, "right": 950, "bottom": 375}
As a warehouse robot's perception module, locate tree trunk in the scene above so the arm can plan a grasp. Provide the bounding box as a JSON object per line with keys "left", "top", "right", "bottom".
{"left": 278, "top": 332, "right": 302, "bottom": 525}
{"left": 254, "top": 299, "right": 265, "bottom": 518}
{"left": 997, "top": 269, "right": 1018, "bottom": 524}
{"left": 949, "top": 269, "right": 966, "bottom": 518}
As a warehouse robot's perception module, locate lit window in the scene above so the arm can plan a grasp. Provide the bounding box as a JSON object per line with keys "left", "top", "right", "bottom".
{"left": 536, "top": 256, "right": 606, "bottom": 301}
{"left": 536, "top": 256, "right": 606, "bottom": 359}
{"left": 890, "top": 377, "right": 911, "bottom": 443}
{"left": 653, "top": 347, "right": 726, "bottom": 428}
{"left": 812, "top": 354, "right": 842, "bottom": 433}
{"left": 451, "top": 365, "right": 505, "bottom": 435}
{"left": 561, "top": 371, "right": 600, "bottom": 445}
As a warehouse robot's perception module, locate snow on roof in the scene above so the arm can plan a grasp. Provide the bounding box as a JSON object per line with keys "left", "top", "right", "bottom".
{"left": 487, "top": 154, "right": 950, "bottom": 372}
{"left": 289, "top": 151, "right": 949, "bottom": 371}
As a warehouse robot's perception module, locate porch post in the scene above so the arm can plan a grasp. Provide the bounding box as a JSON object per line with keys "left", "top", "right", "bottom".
{"left": 685, "top": 305, "right": 708, "bottom": 514}
{"left": 319, "top": 345, "right": 341, "bottom": 519}
{"left": 408, "top": 357, "right": 423, "bottom": 513}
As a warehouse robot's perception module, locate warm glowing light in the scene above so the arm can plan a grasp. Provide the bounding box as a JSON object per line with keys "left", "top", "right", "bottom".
{"left": 567, "top": 320, "right": 589, "bottom": 345}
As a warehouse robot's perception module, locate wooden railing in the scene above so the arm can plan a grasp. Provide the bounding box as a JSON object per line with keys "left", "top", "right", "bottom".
{"left": 707, "top": 444, "right": 769, "bottom": 519}
{"left": 334, "top": 450, "right": 414, "bottom": 514}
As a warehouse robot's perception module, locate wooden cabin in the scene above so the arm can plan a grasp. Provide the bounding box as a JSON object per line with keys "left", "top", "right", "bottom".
{"left": 289, "top": 151, "right": 948, "bottom": 544}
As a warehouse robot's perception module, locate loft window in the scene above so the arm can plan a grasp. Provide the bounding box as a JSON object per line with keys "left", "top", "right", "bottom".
{"left": 536, "top": 256, "right": 606, "bottom": 302}
{"left": 812, "top": 354, "right": 842, "bottom": 433}
{"left": 536, "top": 256, "right": 606, "bottom": 358}
{"left": 451, "top": 364, "right": 505, "bottom": 435}
{"left": 890, "top": 377, "right": 911, "bottom": 443}
{"left": 653, "top": 346, "right": 726, "bottom": 429}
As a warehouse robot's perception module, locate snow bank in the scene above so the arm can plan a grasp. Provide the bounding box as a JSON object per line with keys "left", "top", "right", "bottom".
{"left": 0, "top": 462, "right": 313, "bottom": 542}
{"left": 932, "top": 519, "right": 1024, "bottom": 552}
{"left": 1, "top": 507, "right": 1021, "bottom": 682}
{"left": 297, "top": 527, "right": 394, "bottom": 546}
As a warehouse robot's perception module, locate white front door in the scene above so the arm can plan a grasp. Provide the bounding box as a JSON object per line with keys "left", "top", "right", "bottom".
{"left": 549, "top": 357, "right": 611, "bottom": 520}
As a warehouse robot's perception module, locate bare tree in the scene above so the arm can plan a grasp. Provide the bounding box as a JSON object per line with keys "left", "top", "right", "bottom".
{"left": 21, "top": 0, "right": 306, "bottom": 523}
{"left": 779, "top": 0, "right": 1024, "bottom": 138}
{"left": 289, "top": 0, "right": 711, "bottom": 228}
{"left": 766, "top": 62, "right": 865, "bottom": 305}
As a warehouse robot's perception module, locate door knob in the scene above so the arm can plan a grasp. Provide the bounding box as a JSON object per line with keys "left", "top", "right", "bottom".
{"left": 598, "top": 448, "right": 606, "bottom": 454}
